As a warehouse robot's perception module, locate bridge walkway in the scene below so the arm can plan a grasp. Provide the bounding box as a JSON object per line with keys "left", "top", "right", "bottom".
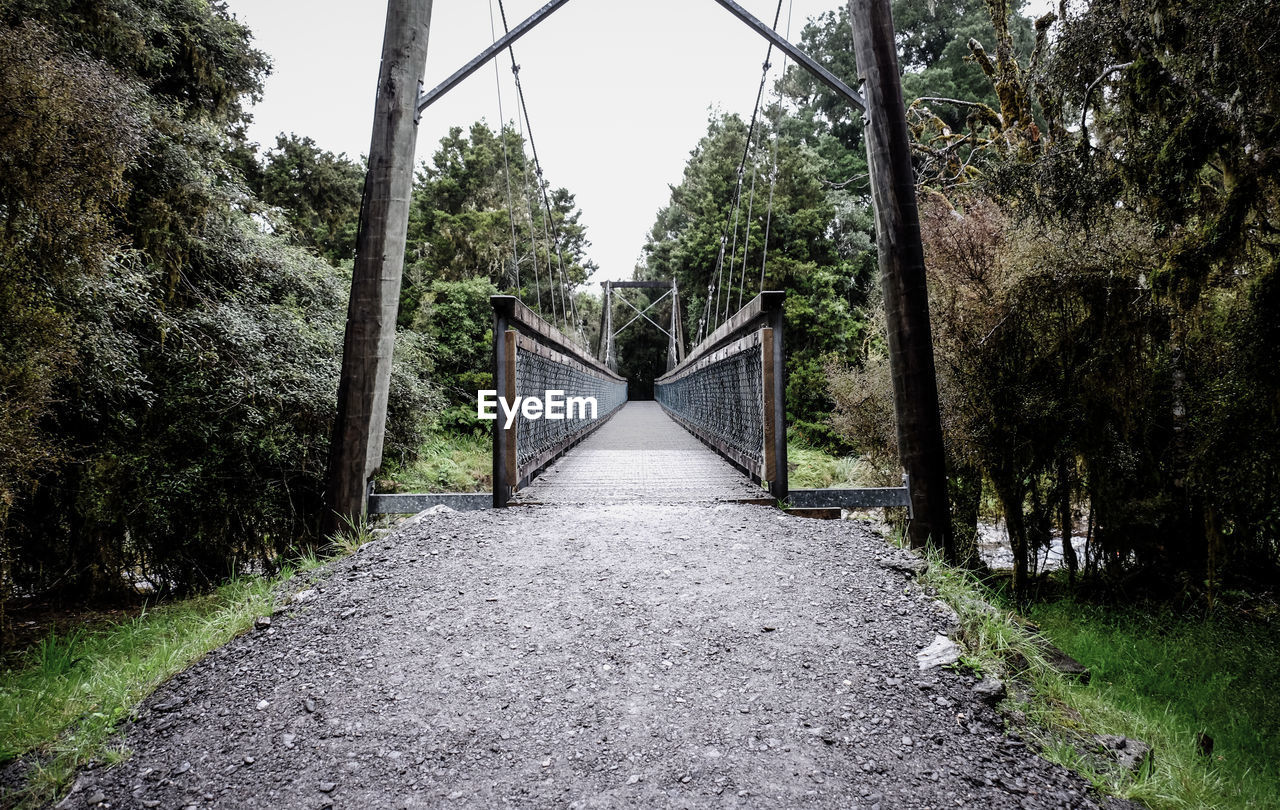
{"left": 510, "top": 401, "right": 764, "bottom": 505}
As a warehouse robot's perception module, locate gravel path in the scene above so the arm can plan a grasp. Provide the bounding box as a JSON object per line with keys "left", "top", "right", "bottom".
{"left": 57, "top": 504, "right": 1128, "bottom": 809}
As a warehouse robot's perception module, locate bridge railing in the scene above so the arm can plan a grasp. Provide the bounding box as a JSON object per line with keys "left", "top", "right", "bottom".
{"left": 492, "top": 295, "right": 627, "bottom": 506}
{"left": 655, "top": 291, "right": 788, "bottom": 499}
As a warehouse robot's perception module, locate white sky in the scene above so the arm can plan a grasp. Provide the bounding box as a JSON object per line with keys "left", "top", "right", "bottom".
{"left": 223, "top": 0, "right": 846, "bottom": 283}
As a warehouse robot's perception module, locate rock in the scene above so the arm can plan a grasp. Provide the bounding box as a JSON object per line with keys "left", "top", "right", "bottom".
{"left": 340, "top": 607, "right": 358, "bottom": 620}
{"left": 243, "top": 756, "right": 255, "bottom": 765}
{"left": 153, "top": 698, "right": 184, "bottom": 713}
{"left": 974, "top": 676, "right": 1007, "bottom": 703}
{"left": 1095, "top": 734, "right": 1152, "bottom": 773}
{"left": 1031, "top": 636, "right": 1091, "bottom": 682}
{"left": 626, "top": 774, "right": 641, "bottom": 785}
{"left": 254, "top": 616, "right": 271, "bottom": 630}
{"left": 917, "top": 635, "right": 962, "bottom": 670}
{"left": 304, "top": 697, "right": 317, "bottom": 713}
{"left": 424, "top": 504, "right": 454, "bottom": 514}
{"left": 282, "top": 733, "right": 297, "bottom": 749}
{"left": 292, "top": 589, "right": 318, "bottom": 604}
{"left": 171, "top": 761, "right": 191, "bottom": 775}
{"left": 933, "top": 600, "right": 961, "bottom": 633}
{"left": 87, "top": 790, "right": 107, "bottom": 805}
{"left": 319, "top": 781, "right": 337, "bottom": 793}
{"left": 878, "top": 556, "right": 926, "bottom": 579}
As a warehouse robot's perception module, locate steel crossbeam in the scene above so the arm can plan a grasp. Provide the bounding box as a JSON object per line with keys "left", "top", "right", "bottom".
{"left": 613, "top": 288, "right": 674, "bottom": 340}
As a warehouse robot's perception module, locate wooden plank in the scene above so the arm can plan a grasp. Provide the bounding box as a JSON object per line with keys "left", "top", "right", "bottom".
{"left": 503, "top": 329, "right": 518, "bottom": 493}
{"left": 659, "top": 291, "right": 784, "bottom": 383}
{"left": 783, "top": 507, "right": 844, "bottom": 520}
{"left": 788, "top": 487, "right": 912, "bottom": 509}
{"left": 605, "top": 280, "right": 675, "bottom": 288}
{"left": 768, "top": 299, "right": 788, "bottom": 500}
{"left": 503, "top": 297, "right": 624, "bottom": 381}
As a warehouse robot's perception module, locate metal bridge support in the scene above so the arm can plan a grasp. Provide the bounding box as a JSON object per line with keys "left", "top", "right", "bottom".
{"left": 598, "top": 280, "right": 683, "bottom": 373}
{"left": 324, "top": 0, "right": 433, "bottom": 535}
{"left": 849, "top": 0, "right": 953, "bottom": 558}
{"left": 602, "top": 282, "right": 616, "bottom": 371}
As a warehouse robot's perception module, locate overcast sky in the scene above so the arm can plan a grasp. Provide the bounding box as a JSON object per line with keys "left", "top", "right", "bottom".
{"left": 223, "top": 0, "right": 847, "bottom": 283}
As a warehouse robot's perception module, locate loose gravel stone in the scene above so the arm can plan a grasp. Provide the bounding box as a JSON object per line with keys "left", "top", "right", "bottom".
{"left": 53, "top": 504, "right": 1137, "bottom": 810}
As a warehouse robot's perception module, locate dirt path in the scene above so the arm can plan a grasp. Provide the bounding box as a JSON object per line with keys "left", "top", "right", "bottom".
{"left": 58, "top": 505, "right": 1125, "bottom": 809}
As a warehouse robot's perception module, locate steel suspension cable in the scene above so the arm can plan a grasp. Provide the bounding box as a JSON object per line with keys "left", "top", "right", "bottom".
{"left": 701, "top": 0, "right": 785, "bottom": 335}
{"left": 496, "top": 2, "right": 552, "bottom": 322}
{"left": 489, "top": 0, "right": 521, "bottom": 300}
{"left": 498, "top": 0, "right": 581, "bottom": 341}
{"left": 735, "top": 121, "right": 764, "bottom": 313}
{"left": 513, "top": 69, "right": 554, "bottom": 323}
{"left": 759, "top": 0, "right": 794, "bottom": 293}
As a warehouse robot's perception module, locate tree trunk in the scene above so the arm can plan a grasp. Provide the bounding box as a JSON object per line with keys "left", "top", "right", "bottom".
{"left": 1058, "top": 453, "right": 1078, "bottom": 587}
{"left": 848, "top": 0, "right": 953, "bottom": 559}
{"left": 993, "top": 478, "right": 1029, "bottom": 600}
{"left": 948, "top": 466, "right": 983, "bottom": 568}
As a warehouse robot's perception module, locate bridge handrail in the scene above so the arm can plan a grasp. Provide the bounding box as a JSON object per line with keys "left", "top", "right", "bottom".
{"left": 655, "top": 291, "right": 787, "bottom": 499}
{"left": 492, "top": 295, "right": 624, "bottom": 383}
{"left": 660, "top": 290, "right": 785, "bottom": 379}
{"left": 492, "top": 295, "right": 626, "bottom": 506}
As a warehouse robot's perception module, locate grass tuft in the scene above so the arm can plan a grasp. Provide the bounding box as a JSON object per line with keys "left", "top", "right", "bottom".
{"left": 0, "top": 530, "right": 375, "bottom": 809}
{"left": 380, "top": 431, "right": 490, "bottom": 493}
{"left": 786, "top": 441, "right": 882, "bottom": 489}
{"left": 914, "top": 551, "right": 1280, "bottom": 810}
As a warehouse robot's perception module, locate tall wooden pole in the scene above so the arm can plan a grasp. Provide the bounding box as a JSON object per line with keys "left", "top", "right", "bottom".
{"left": 325, "top": 0, "right": 433, "bottom": 535}
{"left": 848, "top": 0, "right": 953, "bottom": 558}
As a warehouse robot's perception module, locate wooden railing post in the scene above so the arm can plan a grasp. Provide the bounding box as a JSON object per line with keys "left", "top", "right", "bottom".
{"left": 492, "top": 297, "right": 515, "bottom": 507}
{"left": 765, "top": 294, "right": 788, "bottom": 501}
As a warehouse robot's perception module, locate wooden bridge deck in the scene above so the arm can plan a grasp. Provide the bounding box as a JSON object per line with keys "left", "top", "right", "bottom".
{"left": 510, "top": 401, "right": 764, "bottom": 504}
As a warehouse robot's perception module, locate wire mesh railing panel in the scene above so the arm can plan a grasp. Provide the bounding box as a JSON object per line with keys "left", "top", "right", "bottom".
{"left": 655, "top": 331, "right": 766, "bottom": 477}
{"left": 513, "top": 334, "right": 626, "bottom": 478}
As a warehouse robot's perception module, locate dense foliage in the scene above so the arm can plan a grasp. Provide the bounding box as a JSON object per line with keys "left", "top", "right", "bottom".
{"left": 632, "top": 111, "right": 874, "bottom": 445}
{"left": 827, "top": 0, "right": 1279, "bottom": 598}
{"left": 399, "top": 121, "right": 597, "bottom": 431}
{"left": 0, "top": 0, "right": 435, "bottom": 618}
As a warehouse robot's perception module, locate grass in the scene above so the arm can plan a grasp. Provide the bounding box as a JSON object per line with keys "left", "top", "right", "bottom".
{"left": 1027, "top": 599, "right": 1280, "bottom": 809}
{"left": 913, "top": 549, "right": 1280, "bottom": 810}
{"left": 787, "top": 440, "right": 869, "bottom": 489}
{"left": 380, "top": 431, "right": 490, "bottom": 493}
{"left": 0, "top": 541, "right": 351, "bottom": 809}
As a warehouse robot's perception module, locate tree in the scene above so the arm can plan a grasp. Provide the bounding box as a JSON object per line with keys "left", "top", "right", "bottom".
{"left": 402, "top": 122, "right": 596, "bottom": 338}
{"left": 637, "top": 112, "right": 874, "bottom": 446}
{"left": 0, "top": 0, "right": 437, "bottom": 609}
{"left": 257, "top": 134, "right": 365, "bottom": 265}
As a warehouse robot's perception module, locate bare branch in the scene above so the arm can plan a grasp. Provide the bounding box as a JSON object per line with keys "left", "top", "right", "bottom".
{"left": 1080, "top": 62, "right": 1133, "bottom": 145}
